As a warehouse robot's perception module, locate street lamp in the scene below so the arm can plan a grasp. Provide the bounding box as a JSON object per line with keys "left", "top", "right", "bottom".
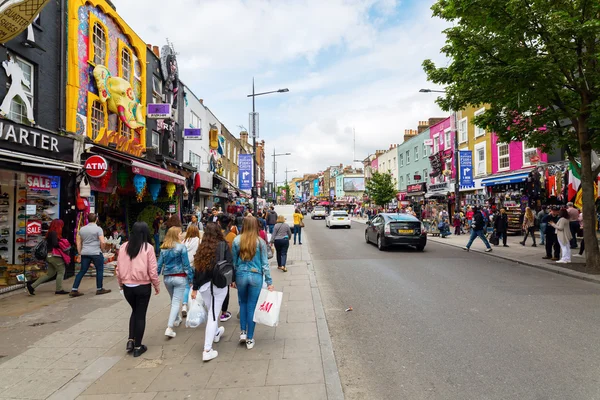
{"left": 420, "top": 88, "right": 461, "bottom": 213}
{"left": 247, "top": 79, "right": 289, "bottom": 213}
{"left": 272, "top": 149, "right": 291, "bottom": 203}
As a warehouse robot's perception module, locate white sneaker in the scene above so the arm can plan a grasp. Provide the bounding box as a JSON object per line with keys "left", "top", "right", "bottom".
{"left": 239, "top": 331, "right": 247, "bottom": 343}
{"left": 165, "top": 327, "right": 176, "bottom": 338}
{"left": 214, "top": 326, "right": 225, "bottom": 343}
{"left": 556, "top": 260, "right": 569, "bottom": 264}
{"left": 173, "top": 315, "right": 183, "bottom": 327}
{"left": 181, "top": 304, "right": 188, "bottom": 318}
{"left": 246, "top": 339, "right": 255, "bottom": 350}
{"left": 202, "top": 349, "right": 218, "bottom": 361}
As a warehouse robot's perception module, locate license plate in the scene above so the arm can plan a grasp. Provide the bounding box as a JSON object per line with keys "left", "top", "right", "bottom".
{"left": 337, "top": 218, "right": 345, "bottom": 220}
{"left": 398, "top": 229, "right": 413, "bottom": 234}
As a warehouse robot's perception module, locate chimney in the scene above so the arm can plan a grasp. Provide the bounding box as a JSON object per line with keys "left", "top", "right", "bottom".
{"left": 152, "top": 46, "right": 160, "bottom": 58}
{"left": 147, "top": 43, "right": 152, "bottom": 49}
{"left": 428, "top": 117, "right": 447, "bottom": 127}
{"left": 199, "top": 99, "right": 204, "bottom": 105}
{"left": 417, "top": 120, "right": 429, "bottom": 133}
{"left": 240, "top": 131, "right": 248, "bottom": 143}
{"left": 403, "top": 128, "right": 418, "bottom": 143}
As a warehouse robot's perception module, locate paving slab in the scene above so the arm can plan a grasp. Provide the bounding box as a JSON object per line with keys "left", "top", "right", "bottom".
{"left": 283, "top": 337, "right": 321, "bottom": 359}
{"left": 265, "top": 357, "right": 325, "bottom": 386}
{"left": 275, "top": 322, "right": 318, "bottom": 340}
{"left": 76, "top": 394, "right": 158, "bottom": 400}
{"left": 205, "top": 360, "right": 269, "bottom": 389}
{"left": 81, "top": 366, "right": 165, "bottom": 395}
{"left": 231, "top": 339, "right": 284, "bottom": 361}
{"left": 153, "top": 390, "right": 218, "bottom": 400}
{"left": 278, "top": 383, "right": 328, "bottom": 400}
{"left": 145, "top": 363, "right": 218, "bottom": 392}
{"left": 0, "top": 368, "right": 79, "bottom": 399}
{"left": 214, "top": 386, "right": 278, "bottom": 400}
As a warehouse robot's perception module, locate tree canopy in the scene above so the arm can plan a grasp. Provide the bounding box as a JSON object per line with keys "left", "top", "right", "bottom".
{"left": 365, "top": 171, "right": 396, "bottom": 207}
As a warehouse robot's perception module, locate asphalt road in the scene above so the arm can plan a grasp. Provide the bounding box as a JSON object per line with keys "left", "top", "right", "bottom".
{"left": 305, "top": 217, "right": 600, "bottom": 400}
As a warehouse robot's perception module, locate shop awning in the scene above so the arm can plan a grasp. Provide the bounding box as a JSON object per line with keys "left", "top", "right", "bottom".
{"left": 0, "top": 148, "right": 81, "bottom": 172}
{"left": 481, "top": 172, "right": 530, "bottom": 186}
{"left": 131, "top": 160, "right": 185, "bottom": 185}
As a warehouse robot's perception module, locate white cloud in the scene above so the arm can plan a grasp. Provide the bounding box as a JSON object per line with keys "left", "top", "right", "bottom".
{"left": 114, "top": 0, "right": 448, "bottom": 184}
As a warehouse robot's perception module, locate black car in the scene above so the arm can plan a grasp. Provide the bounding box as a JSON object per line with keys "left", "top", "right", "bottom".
{"left": 365, "top": 213, "right": 427, "bottom": 251}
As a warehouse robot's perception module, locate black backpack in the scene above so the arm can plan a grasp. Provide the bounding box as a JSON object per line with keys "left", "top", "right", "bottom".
{"left": 212, "top": 242, "right": 234, "bottom": 289}
{"left": 34, "top": 239, "right": 48, "bottom": 260}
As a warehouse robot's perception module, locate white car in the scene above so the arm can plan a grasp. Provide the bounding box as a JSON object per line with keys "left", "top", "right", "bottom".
{"left": 326, "top": 211, "right": 351, "bottom": 229}
{"left": 311, "top": 206, "right": 328, "bottom": 220}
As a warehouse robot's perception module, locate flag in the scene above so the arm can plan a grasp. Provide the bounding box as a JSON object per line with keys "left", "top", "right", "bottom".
{"left": 574, "top": 182, "right": 597, "bottom": 210}
{"left": 568, "top": 162, "right": 581, "bottom": 201}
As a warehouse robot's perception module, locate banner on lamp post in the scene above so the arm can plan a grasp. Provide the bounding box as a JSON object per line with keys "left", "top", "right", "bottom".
{"left": 459, "top": 150, "right": 474, "bottom": 188}
{"left": 239, "top": 154, "right": 253, "bottom": 190}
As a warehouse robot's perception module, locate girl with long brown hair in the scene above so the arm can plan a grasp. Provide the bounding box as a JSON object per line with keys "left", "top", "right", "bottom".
{"left": 231, "top": 216, "right": 274, "bottom": 350}
{"left": 27, "top": 219, "right": 69, "bottom": 295}
{"left": 191, "top": 223, "right": 231, "bottom": 361}
{"left": 520, "top": 207, "right": 537, "bottom": 247}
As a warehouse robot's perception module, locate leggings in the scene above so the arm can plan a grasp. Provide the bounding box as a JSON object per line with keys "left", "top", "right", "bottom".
{"left": 523, "top": 227, "right": 536, "bottom": 245}
{"left": 221, "top": 287, "right": 230, "bottom": 314}
{"left": 123, "top": 284, "right": 152, "bottom": 347}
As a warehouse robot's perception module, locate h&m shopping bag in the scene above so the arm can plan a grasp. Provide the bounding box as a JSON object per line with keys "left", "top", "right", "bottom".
{"left": 253, "top": 289, "right": 283, "bottom": 327}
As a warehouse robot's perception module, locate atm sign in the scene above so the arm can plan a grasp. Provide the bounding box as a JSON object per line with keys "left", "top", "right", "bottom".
{"left": 84, "top": 155, "right": 108, "bottom": 178}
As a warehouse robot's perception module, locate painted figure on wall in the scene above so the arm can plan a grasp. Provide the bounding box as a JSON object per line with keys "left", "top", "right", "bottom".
{"left": 0, "top": 55, "right": 34, "bottom": 124}
{"left": 160, "top": 43, "right": 178, "bottom": 110}
{"left": 93, "top": 65, "right": 145, "bottom": 132}
{"left": 209, "top": 123, "right": 219, "bottom": 150}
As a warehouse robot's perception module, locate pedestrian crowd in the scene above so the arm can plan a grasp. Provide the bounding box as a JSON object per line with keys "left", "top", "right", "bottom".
{"left": 27, "top": 204, "right": 294, "bottom": 360}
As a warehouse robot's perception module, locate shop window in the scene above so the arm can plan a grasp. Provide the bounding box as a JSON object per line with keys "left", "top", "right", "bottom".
{"left": 120, "top": 46, "right": 132, "bottom": 82}
{"left": 151, "top": 130, "right": 160, "bottom": 150}
{"left": 498, "top": 143, "right": 509, "bottom": 171}
{"left": 414, "top": 146, "right": 419, "bottom": 161}
{"left": 522, "top": 142, "right": 538, "bottom": 166}
{"left": 90, "top": 100, "right": 105, "bottom": 140}
{"left": 91, "top": 21, "right": 107, "bottom": 65}
{"left": 475, "top": 142, "right": 486, "bottom": 176}
{"left": 459, "top": 117, "right": 468, "bottom": 143}
{"left": 474, "top": 108, "right": 486, "bottom": 137}
{"left": 8, "top": 57, "right": 34, "bottom": 125}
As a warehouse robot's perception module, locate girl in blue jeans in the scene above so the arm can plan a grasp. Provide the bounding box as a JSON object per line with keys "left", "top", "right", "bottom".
{"left": 232, "top": 216, "right": 274, "bottom": 349}
{"left": 158, "top": 227, "right": 193, "bottom": 339}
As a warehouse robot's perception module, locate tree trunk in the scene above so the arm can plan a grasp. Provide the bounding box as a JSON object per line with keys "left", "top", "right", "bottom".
{"left": 579, "top": 146, "right": 600, "bottom": 273}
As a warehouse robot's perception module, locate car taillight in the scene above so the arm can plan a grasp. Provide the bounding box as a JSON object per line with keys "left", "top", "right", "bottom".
{"left": 421, "top": 223, "right": 427, "bottom": 236}
{"left": 385, "top": 223, "right": 391, "bottom": 234}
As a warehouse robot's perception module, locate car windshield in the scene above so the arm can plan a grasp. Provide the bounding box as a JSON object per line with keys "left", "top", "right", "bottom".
{"left": 386, "top": 214, "right": 416, "bottom": 222}
{"left": 315, "top": 207, "right": 325, "bottom": 211}
{"left": 332, "top": 212, "right": 348, "bottom": 217}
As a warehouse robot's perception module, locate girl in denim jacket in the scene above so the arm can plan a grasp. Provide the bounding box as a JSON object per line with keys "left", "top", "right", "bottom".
{"left": 158, "top": 227, "right": 193, "bottom": 338}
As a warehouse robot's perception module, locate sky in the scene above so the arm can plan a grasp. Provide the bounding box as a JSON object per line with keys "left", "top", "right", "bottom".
{"left": 115, "top": 0, "right": 448, "bottom": 185}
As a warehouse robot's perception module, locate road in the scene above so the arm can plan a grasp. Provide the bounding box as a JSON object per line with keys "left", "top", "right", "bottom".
{"left": 304, "top": 217, "right": 600, "bottom": 400}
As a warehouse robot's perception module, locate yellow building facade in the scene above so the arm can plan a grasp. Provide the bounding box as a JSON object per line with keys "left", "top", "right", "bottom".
{"left": 66, "top": 0, "right": 147, "bottom": 155}
{"left": 456, "top": 105, "right": 492, "bottom": 178}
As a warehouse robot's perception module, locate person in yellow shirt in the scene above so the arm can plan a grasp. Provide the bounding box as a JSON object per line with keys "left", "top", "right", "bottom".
{"left": 293, "top": 208, "right": 304, "bottom": 245}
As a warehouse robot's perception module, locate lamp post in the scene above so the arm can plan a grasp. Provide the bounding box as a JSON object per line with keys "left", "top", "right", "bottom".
{"left": 247, "top": 79, "right": 289, "bottom": 214}
{"left": 272, "top": 149, "right": 291, "bottom": 203}
{"left": 420, "top": 88, "right": 461, "bottom": 213}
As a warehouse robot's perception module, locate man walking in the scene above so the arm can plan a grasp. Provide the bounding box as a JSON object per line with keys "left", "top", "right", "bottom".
{"left": 463, "top": 207, "right": 493, "bottom": 252}
{"left": 70, "top": 213, "right": 111, "bottom": 297}
{"left": 494, "top": 208, "right": 509, "bottom": 247}
{"left": 266, "top": 206, "right": 278, "bottom": 234}
{"left": 566, "top": 202, "right": 580, "bottom": 249}
{"left": 542, "top": 206, "right": 561, "bottom": 260}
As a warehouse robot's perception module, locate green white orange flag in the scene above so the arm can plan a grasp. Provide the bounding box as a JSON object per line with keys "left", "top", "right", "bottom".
{"left": 568, "top": 162, "right": 581, "bottom": 201}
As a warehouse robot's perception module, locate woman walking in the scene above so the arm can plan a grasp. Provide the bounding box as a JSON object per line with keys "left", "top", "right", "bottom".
{"left": 520, "top": 207, "right": 537, "bottom": 247}
{"left": 191, "top": 223, "right": 232, "bottom": 361}
{"left": 158, "top": 227, "right": 193, "bottom": 338}
{"left": 181, "top": 224, "right": 201, "bottom": 318}
{"left": 549, "top": 208, "right": 572, "bottom": 263}
{"left": 293, "top": 208, "right": 304, "bottom": 245}
{"left": 271, "top": 215, "right": 292, "bottom": 272}
{"left": 26, "top": 219, "right": 69, "bottom": 295}
{"left": 232, "top": 216, "right": 274, "bottom": 349}
{"left": 116, "top": 222, "right": 160, "bottom": 357}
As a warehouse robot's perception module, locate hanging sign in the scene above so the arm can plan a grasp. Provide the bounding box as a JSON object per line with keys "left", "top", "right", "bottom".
{"left": 84, "top": 155, "right": 109, "bottom": 178}
{"left": 183, "top": 128, "right": 201, "bottom": 139}
{"left": 239, "top": 154, "right": 253, "bottom": 191}
{"left": 26, "top": 220, "right": 41, "bottom": 236}
{"left": 147, "top": 103, "right": 171, "bottom": 118}
{"left": 459, "top": 150, "right": 474, "bottom": 188}
{"left": 0, "top": 0, "right": 51, "bottom": 43}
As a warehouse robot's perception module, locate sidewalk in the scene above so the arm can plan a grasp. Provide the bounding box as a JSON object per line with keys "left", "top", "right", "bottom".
{"left": 0, "top": 231, "right": 344, "bottom": 400}
{"left": 351, "top": 218, "right": 600, "bottom": 284}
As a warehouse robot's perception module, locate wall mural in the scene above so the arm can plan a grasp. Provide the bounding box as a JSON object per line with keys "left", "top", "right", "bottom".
{"left": 160, "top": 42, "right": 178, "bottom": 110}
{"left": 0, "top": 54, "right": 34, "bottom": 124}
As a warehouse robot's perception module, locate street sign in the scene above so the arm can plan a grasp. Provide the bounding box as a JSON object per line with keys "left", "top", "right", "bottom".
{"left": 459, "top": 150, "right": 474, "bottom": 187}
{"left": 239, "top": 154, "right": 253, "bottom": 190}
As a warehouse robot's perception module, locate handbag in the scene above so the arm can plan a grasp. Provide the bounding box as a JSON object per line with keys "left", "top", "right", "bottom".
{"left": 185, "top": 291, "right": 207, "bottom": 328}
{"left": 300, "top": 220, "right": 305, "bottom": 228}
{"left": 489, "top": 232, "right": 499, "bottom": 246}
{"left": 253, "top": 289, "right": 283, "bottom": 327}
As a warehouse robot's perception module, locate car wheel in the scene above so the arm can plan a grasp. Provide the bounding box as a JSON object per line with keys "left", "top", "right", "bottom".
{"left": 365, "top": 231, "right": 370, "bottom": 243}
{"left": 415, "top": 245, "right": 425, "bottom": 251}
{"left": 377, "top": 235, "right": 385, "bottom": 251}
{"left": 347, "top": 225, "right": 351, "bottom": 229}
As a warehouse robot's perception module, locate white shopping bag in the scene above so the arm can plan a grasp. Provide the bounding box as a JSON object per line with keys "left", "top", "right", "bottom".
{"left": 185, "top": 292, "right": 207, "bottom": 328}
{"left": 253, "top": 289, "right": 283, "bottom": 327}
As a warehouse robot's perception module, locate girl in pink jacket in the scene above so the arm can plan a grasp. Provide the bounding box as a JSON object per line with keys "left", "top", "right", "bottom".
{"left": 117, "top": 222, "right": 160, "bottom": 357}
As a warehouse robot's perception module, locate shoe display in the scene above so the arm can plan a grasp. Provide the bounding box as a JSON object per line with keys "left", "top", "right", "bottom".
{"left": 16, "top": 238, "right": 25, "bottom": 243}
{"left": 17, "top": 198, "right": 26, "bottom": 203}
{"left": 2, "top": 229, "right": 10, "bottom": 235}
{"left": 0, "top": 193, "right": 8, "bottom": 198}
{"left": 18, "top": 206, "right": 25, "bottom": 211}
{"left": 17, "top": 214, "right": 27, "bottom": 219}
{"left": 18, "top": 246, "right": 32, "bottom": 251}
{"left": 0, "top": 239, "right": 7, "bottom": 244}
{"left": 16, "top": 229, "right": 26, "bottom": 235}
{"left": 0, "top": 247, "right": 8, "bottom": 251}
{"left": 18, "top": 221, "right": 25, "bottom": 227}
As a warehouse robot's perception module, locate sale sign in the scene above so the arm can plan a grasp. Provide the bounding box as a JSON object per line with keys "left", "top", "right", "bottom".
{"left": 27, "top": 175, "right": 52, "bottom": 190}
{"left": 26, "top": 221, "right": 41, "bottom": 236}
{"left": 84, "top": 155, "right": 109, "bottom": 178}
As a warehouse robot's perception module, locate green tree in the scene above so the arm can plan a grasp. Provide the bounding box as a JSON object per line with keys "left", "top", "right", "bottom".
{"left": 365, "top": 171, "right": 396, "bottom": 207}
{"left": 423, "top": 0, "right": 600, "bottom": 272}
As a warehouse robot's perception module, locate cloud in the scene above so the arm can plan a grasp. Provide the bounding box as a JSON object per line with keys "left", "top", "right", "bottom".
{"left": 114, "top": 0, "right": 448, "bottom": 184}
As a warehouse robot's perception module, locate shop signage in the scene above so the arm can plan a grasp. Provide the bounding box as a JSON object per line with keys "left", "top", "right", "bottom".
{"left": 0, "top": 121, "right": 74, "bottom": 162}
{"left": 428, "top": 181, "right": 450, "bottom": 193}
{"left": 459, "top": 150, "right": 474, "bottom": 187}
{"left": 93, "top": 129, "right": 144, "bottom": 157}
{"left": 429, "top": 153, "right": 443, "bottom": 178}
{"left": 183, "top": 128, "right": 201, "bottom": 139}
{"left": 25, "top": 204, "right": 36, "bottom": 215}
{"left": 147, "top": 103, "right": 171, "bottom": 118}
{"left": 424, "top": 139, "right": 433, "bottom": 146}
{"left": 239, "top": 154, "right": 253, "bottom": 190}
{"left": 27, "top": 174, "right": 53, "bottom": 190}
{"left": 168, "top": 204, "right": 176, "bottom": 213}
{"left": 407, "top": 183, "right": 426, "bottom": 193}
{"left": 0, "top": 0, "right": 51, "bottom": 43}
{"left": 84, "top": 155, "right": 109, "bottom": 178}
{"left": 26, "top": 220, "right": 41, "bottom": 236}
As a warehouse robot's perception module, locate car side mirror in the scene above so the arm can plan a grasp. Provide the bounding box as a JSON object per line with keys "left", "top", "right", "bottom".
{"left": 366, "top": 221, "right": 371, "bottom": 226}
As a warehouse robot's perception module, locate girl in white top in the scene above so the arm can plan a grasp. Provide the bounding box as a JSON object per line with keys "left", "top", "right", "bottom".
{"left": 182, "top": 224, "right": 202, "bottom": 317}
